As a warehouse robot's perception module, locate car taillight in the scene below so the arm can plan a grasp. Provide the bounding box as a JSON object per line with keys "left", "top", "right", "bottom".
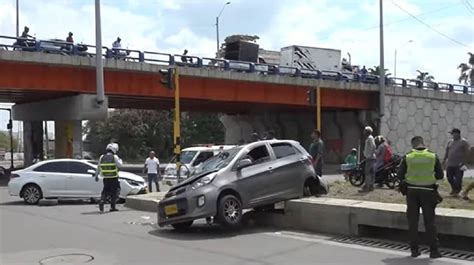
{"left": 10, "top": 174, "right": 20, "bottom": 179}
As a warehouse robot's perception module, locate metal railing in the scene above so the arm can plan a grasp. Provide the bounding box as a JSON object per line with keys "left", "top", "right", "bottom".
{"left": 1, "top": 35, "right": 472, "bottom": 95}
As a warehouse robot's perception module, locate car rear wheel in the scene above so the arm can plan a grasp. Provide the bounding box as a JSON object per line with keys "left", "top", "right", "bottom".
{"left": 217, "top": 195, "right": 243, "bottom": 228}
{"left": 21, "top": 184, "right": 43, "bottom": 205}
{"left": 171, "top": 221, "right": 193, "bottom": 231}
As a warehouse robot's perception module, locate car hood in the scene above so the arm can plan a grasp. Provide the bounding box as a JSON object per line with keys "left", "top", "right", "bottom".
{"left": 168, "top": 169, "right": 218, "bottom": 191}
{"left": 118, "top": 171, "right": 145, "bottom": 183}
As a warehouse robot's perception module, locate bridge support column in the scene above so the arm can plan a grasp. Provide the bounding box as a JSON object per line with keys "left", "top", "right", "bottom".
{"left": 55, "top": 120, "right": 83, "bottom": 159}
{"left": 23, "top": 121, "right": 43, "bottom": 167}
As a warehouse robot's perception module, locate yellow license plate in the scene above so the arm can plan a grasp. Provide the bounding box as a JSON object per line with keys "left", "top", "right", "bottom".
{"left": 164, "top": 204, "right": 178, "bottom": 216}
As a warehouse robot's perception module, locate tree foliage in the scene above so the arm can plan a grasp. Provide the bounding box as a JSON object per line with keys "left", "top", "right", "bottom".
{"left": 368, "top": 66, "right": 391, "bottom": 77}
{"left": 84, "top": 110, "right": 225, "bottom": 161}
{"left": 458, "top": 52, "right": 474, "bottom": 86}
{"left": 416, "top": 70, "right": 435, "bottom": 82}
{"left": 0, "top": 131, "right": 18, "bottom": 151}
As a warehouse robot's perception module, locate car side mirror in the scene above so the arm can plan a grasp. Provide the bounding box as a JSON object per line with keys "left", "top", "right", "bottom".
{"left": 87, "top": 169, "right": 96, "bottom": 176}
{"left": 237, "top": 159, "right": 253, "bottom": 170}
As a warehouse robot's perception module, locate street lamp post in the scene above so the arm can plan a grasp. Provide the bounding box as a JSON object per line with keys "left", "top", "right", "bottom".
{"left": 394, "top": 40, "right": 413, "bottom": 79}
{"left": 216, "top": 1, "right": 230, "bottom": 57}
{"left": 16, "top": 0, "right": 19, "bottom": 37}
{"left": 379, "top": 0, "right": 385, "bottom": 125}
{"left": 0, "top": 108, "right": 14, "bottom": 170}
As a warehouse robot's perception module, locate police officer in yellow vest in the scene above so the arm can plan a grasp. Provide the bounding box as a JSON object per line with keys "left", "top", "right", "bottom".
{"left": 96, "top": 143, "right": 123, "bottom": 212}
{"left": 398, "top": 136, "right": 444, "bottom": 259}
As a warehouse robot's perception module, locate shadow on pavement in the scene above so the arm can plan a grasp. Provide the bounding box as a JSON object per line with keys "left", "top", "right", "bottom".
{"left": 148, "top": 212, "right": 278, "bottom": 241}
{"left": 0, "top": 200, "right": 27, "bottom": 206}
{"left": 381, "top": 256, "right": 434, "bottom": 265}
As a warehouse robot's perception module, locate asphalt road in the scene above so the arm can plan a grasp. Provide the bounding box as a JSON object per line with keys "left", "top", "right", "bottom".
{"left": 1, "top": 187, "right": 469, "bottom": 265}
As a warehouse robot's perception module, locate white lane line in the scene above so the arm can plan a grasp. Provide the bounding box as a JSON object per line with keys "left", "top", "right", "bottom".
{"left": 265, "top": 231, "right": 470, "bottom": 265}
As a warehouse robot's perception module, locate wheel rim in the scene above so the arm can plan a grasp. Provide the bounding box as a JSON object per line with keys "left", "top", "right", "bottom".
{"left": 223, "top": 199, "right": 241, "bottom": 223}
{"left": 24, "top": 186, "right": 40, "bottom": 203}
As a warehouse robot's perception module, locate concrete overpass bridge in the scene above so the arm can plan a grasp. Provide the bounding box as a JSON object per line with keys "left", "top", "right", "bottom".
{"left": 0, "top": 37, "right": 473, "bottom": 165}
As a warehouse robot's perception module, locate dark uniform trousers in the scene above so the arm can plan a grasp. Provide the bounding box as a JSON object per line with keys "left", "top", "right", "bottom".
{"left": 406, "top": 188, "right": 439, "bottom": 249}
{"left": 101, "top": 178, "right": 120, "bottom": 209}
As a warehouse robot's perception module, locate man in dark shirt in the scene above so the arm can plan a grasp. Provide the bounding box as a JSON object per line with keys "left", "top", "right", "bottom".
{"left": 309, "top": 130, "right": 324, "bottom": 177}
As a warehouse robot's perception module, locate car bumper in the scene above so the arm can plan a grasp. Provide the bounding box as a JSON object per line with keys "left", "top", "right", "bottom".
{"left": 8, "top": 179, "right": 21, "bottom": 197}
{"left": 157, "top": 185, "right": 218, "bottom": 227}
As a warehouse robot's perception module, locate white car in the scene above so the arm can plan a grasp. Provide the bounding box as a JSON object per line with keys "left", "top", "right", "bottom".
{"left": 8, "top": 159, "right": 147, "bottom": 205}
{"left": 163, "top": 145, "right": 236, "bottom": 186}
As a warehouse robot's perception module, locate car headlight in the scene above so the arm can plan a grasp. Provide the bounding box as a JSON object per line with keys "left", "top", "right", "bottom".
{"left": 120, "top": 178, "right": 143, "bottom": 186}
{"left": 165, "top": 168, "right": 177, "bottom": 176}
{"left": 191, "top": 173, "right": 217, "bottom": 190}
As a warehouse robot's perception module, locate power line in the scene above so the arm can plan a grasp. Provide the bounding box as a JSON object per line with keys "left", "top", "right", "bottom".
{"left": 462, "top": 0, "right": 474, "bottom": 14}
{"left": 390, "top": 0, "right": 470, "bottom": 48}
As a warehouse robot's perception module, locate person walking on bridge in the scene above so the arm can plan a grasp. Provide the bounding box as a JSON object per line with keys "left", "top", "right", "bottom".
{"left": 398, "top": 136, "right": 444, "bottom": 259}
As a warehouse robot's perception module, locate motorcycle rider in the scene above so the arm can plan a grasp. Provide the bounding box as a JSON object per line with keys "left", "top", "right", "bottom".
{"left": 96, "top": 143, "right": 123, "bottom": 212}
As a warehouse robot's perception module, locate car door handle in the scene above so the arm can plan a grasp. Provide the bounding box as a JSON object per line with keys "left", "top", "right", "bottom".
{"left": 39, "top": 175, "right": 46, "bottom": 178}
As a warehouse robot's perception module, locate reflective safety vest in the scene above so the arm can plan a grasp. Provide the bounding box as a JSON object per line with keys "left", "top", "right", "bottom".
{"left": 405, "top": 149, "right": 436, "bottom": 186}
{"left": 99, "top": 153, "right": 118, "bottom": 178}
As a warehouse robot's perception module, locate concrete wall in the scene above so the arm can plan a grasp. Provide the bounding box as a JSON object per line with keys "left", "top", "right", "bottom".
{"left": 220, "top": 110, "right": 366, "bottom": 163}
{"left": 381, "top": 87, "right": 474, "bottom": 157}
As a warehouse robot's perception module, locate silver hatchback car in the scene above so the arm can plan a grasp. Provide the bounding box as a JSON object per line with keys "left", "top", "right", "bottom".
{"left": 158, "top": 140, "right": 328, "bottom": 230}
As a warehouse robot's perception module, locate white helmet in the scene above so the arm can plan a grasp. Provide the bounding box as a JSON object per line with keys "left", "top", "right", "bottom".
{"left": 106, "top": 143, "right": 119, "bottom": 154}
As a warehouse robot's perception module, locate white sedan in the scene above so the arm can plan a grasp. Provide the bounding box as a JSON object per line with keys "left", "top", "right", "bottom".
{"left": 8, "top": 159, "right": 147, "bottom": 205}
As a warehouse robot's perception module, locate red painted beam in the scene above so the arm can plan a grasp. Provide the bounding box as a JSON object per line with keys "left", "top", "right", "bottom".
{"left": 0, "top": 61, "right": 375, "bottom": 109}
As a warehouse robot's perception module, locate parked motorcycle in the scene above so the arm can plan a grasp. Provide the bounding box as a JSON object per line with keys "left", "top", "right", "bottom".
{"left": 347, "top": 155, "right": 402, "bottom": 189}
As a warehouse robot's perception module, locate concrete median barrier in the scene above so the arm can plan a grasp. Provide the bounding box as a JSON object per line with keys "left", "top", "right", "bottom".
{"left": 125, "top": 193, "right": 474, "bottom": 242}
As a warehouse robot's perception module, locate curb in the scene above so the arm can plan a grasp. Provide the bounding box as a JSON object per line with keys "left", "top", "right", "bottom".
{"left": 125, "top": 195, "right": 160, "bottom": 212}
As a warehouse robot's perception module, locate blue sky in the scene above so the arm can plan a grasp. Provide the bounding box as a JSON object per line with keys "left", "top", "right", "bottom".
{"left": 0, "top": 0, "right": 473, "bottom": 131}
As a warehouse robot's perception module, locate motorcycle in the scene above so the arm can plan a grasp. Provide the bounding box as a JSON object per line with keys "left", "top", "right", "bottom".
{"left": 347, "top": 155, "right": 402, "bottom": 189}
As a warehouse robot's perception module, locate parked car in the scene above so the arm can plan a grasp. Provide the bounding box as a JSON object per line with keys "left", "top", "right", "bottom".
{"left": 158, "top": 140, "right": 328, "bottom": 230}
{"left": 162, "top": 145, "right": 236, "bottom": 186}
{"left": 8, "top": 159, "right": 147, "bottom": 205}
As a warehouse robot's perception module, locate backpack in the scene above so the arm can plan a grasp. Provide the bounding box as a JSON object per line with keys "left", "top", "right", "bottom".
{"left": 383, "top": 144, "right": 393, "bottom": 163}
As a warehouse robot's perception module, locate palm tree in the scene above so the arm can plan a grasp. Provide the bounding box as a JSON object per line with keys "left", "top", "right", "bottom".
{"left": 368, "top": 65, "right": 391, "bottom": 77}
{"left": 416, "top": 70, "right": 435, "bottom": 82}
{"left": 458, "top": 52, "right": 474, "bottom": 86}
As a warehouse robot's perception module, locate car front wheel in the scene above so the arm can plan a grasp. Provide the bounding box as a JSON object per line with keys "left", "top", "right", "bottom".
{"left": 217, "top": 195, "right": 243, "bottom": 228}
{"left": 21, "top": 184, "right": 43, "bottom": 205}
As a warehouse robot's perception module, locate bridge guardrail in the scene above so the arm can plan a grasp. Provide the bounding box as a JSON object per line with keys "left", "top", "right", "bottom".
{"left": 0, "top": 35, "right": 472, "bottom": 95}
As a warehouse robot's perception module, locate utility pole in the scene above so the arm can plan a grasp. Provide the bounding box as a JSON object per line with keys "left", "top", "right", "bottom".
{"left": 378, "top": 0, "right": 385, "bottom": 132}
{"left": 16, "top": 0, "right": 19, "bottom": 37}
{"left": 95, "top": 0, "right": 105, "bottom": 105}
{"left": 173, "top": 69, "right": 181, "bottom": 181}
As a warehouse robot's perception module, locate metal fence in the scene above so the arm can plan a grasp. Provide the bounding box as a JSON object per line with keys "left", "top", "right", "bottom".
{"left": 1, "top": 35, "right": 472, "bottom": 95}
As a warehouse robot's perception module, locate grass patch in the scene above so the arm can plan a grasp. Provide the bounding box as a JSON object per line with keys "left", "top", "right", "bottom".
{"left": 327, "top": 179, "right": 474, "bottom": 211}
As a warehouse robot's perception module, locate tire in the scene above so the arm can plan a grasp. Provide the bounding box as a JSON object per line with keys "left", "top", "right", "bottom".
{"left": 349, "top": 171, "right": 365, "bottom": 187}
{"left": 171, "top": 221, "right": 193, "bottom": 231}
{"left": 21, "top": 184, "right": 43, "bottom": 205}
{"left": 386, "top": 172, "right": 400, "bottom": 189}
{"left": 217, "top": 195, "right": 243, "bottom": 228}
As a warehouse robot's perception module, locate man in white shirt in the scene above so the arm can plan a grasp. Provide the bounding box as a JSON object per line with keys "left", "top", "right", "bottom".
{"left": 144, "top": 151, "right": 160, "bottom": 192}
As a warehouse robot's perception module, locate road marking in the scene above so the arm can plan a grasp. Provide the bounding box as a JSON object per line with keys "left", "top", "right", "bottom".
{"left": 266, "top": 231, "right": 469, "bottom": 264}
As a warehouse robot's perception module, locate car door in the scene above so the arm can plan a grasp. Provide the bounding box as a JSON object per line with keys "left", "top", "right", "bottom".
{"left": 31, "top": 161, "right": 69, "bottom": 197}
{"left": 235, "top": 144, "right": 274, "bottom": 206}
{"left": 66, "top": 161, "right": 100, "bottom": 197}
{"left": 269, "top": 142, "right": 305, "bottom": 199}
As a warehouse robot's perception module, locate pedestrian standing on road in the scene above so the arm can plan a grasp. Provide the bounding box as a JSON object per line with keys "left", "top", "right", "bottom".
{"left": 144, "top": 151, "right": 161, "bottom": 192}
{"left": 309, "top": 129, "right": 324, "bottom": 177}
{"left": 96, "top": 143, "right": 123, "bottom": 212}
{"left": 443, "top": 128, "right": 470, "bottom": 196}
{"left": 398, "top": 136, "right": 444, "bottom": 259}
{"left": 359, "top": 126, "right": 376, "bottom": 193}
